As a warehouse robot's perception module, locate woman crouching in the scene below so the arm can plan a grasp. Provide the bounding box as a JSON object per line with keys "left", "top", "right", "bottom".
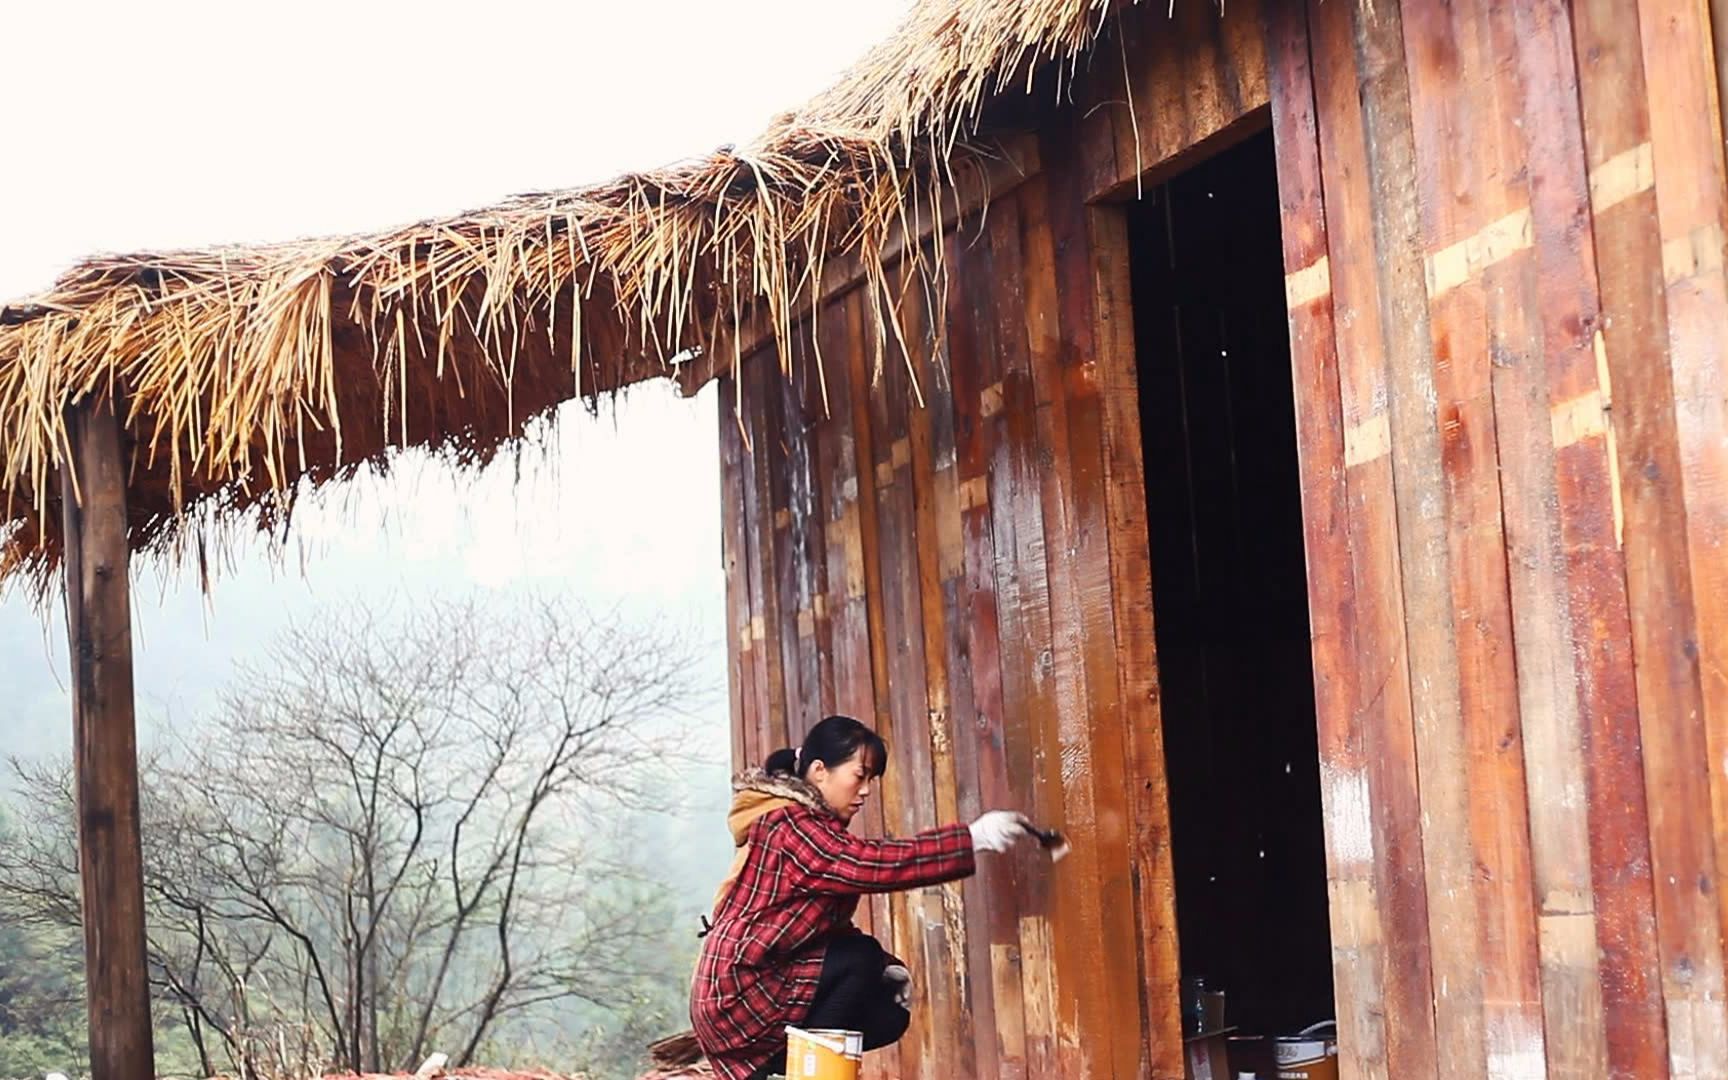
{"left": 690, "top": 715, "right": 1033, "bottom": 1080}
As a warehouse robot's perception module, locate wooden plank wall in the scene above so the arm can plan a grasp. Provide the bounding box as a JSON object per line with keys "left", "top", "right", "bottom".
{"left": 715, "top": 7, "right": 1269, "bottom": 1077}
{"left": 718, "top": 184, "right": 1172, "bottom": 1078}
{"left": 714, "top": 164, "right": 1185, "bottom": 1080}
{"left": 715, "top": 0, "right": 1728, "bottom": 1077}
{"left": 1262, "top": 0, "right": 1728, "bottom": 1077}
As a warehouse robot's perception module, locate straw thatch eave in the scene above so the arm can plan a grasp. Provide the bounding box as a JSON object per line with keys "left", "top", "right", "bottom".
{"left": 0, "top": 0, "right": 1156, "bottom": 593}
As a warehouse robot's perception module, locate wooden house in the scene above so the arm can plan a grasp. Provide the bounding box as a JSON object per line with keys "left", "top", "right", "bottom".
{"left": 4, "top": 1, "right": 1728, "bottom": 1077}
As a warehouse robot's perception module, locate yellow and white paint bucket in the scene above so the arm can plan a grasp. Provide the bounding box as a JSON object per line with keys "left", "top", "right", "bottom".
{"left": 784, "top": 1025, "right": 863, "bottom": 1080}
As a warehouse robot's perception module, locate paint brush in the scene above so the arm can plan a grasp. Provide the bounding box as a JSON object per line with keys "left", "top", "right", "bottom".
{"left": 1028, "top": 824, "right": 1071, "bottom": 862}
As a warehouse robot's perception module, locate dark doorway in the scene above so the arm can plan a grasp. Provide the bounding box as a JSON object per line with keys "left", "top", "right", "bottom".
{"left": 1127, "top": 127, "right": 1335, "bottom": 1041}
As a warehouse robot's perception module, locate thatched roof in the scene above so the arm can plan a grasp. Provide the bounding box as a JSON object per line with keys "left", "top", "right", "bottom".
{"left": 0, "top": 0, "right": 1134, "bottom": 591}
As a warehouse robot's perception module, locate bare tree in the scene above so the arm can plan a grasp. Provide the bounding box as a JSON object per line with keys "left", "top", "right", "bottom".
{"left": 0, "top": 595, "right": 701, "bottom": 1076}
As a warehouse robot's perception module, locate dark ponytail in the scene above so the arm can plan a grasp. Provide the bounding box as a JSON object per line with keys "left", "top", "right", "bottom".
{"left": 766, "top": 715, "right": 889, "bottom": 780}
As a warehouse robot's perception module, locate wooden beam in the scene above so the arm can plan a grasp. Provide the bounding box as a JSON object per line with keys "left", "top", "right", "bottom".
{"left": 1565, "top": 3, "right": 1678, "bottom": 1074}
{"left": 60, "top": 393, "right": 155, "bottom": 1080}
{"left": 971, "top": 187, "right": 1062, "bottom": 1079}
{"left": 900, "top": 255, "right": 981, "bottom": 1078}
{"left": 1265, "top": 5, "right": 1390, "bottom": 1076}
{"left": 1093, "top": 0, "right": 1272, "bottom": 201}
{"left": 944, "top": 212, "right": 1030, "bottom": 1080}
{"left": 1305, "top": 1, "right": 1441, "bottom": 1074}
{"left": 719, "top": 379, "right": 754, "bottom": 774}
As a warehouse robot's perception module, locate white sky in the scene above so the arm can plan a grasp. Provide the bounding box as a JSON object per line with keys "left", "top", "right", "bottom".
{"left": 0, "top": 0, "right": 910, "bottom": 763}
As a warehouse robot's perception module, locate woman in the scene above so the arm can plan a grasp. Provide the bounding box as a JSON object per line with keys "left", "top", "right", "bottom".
{"left": 691, "top": 715, "right": 1032, "bottom": 1080}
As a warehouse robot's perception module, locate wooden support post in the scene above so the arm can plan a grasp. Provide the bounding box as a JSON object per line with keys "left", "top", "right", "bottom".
{"left": 60, "top": 393, "right": 155, "bottom": 1080}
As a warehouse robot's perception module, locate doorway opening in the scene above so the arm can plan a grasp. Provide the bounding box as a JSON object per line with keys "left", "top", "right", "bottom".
{"left": 1127, "top": 127, "right": 1335, "bottom": 1051}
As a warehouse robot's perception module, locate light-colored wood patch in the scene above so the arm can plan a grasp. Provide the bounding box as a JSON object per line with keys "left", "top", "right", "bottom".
{"left": 891, "top": 437, "right": 912, "bottom": 470}
{"left": 943, "top": 880, "right": 968, "bottom": 1010}
{"left": 1551, "top": 389, "right": 1609, "bottom": 449}
{"left": 1344, "top": 412, "right": 1391, "bottom": 468}
{"left": 1594, "top": 330, "right": 1625, "bottom": 548}
{"left": 1018, "top": 914, "right": 1054, "bottom": 1042}
{"left": 1327, "top": 877, "right": 1384, "bottom": 948}
{"left": 841, "top": 506, "right": 866, "bottom": 599}
{"left": 1590, "top": 142, "right": 1654, "bottom": 213}
{"left": 936, "top": 481, "right": 964, "bottom": 581}
{"left": 981, "top": 382, "right": 1005, "bottom": 418}
{"left": 1425, "top": 207, "right": 1534, "bottom": 298}
{"left": 959, "top": 475, "right": 989, "bottom": 512}
{"left": 1538, "top": 890, "right": 1599, "bottom": 968}
{"left": 1662, "top": 222, "right": 1726, "bottom": 284}
{"left": 1285, "top": 255, "right": 1332, "bottom": 309}
{"left": 874, "top": 438, "right": 913, "bottom": 488}
{"left": 990, "top": 943, "right": 1027, "bottom": 1061}
{"left": 773, "top": 508, "right": 792, "bottom": 529}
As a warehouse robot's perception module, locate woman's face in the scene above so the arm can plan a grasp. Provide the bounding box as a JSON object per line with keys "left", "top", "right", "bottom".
{"left": 808, "top": 749, "right": 879, "bottom": 825}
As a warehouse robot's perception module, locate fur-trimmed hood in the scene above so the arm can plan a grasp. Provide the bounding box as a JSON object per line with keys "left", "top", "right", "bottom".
{"left": 710, "top": 769, "right": 840, "bottom": 915}
{"left": 726, "top": 768, "right": 838, "bottom": 846}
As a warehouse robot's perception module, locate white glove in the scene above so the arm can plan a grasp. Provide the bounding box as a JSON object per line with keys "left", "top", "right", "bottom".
{"left": 882, "top": 964, "right": 912, "bottom": 1009}
{"left": 969, "top": 810, "right": 1032, "bottom": 853}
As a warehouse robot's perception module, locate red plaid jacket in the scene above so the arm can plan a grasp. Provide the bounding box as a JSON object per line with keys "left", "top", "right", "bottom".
{"left": 691, "top": 772, "right": 976, "bottom": 1080}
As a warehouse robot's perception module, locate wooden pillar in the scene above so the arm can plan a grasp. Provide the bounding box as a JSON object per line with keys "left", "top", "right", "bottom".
{"left": 60, "top": 393, "right": 155, "bottom": 1080}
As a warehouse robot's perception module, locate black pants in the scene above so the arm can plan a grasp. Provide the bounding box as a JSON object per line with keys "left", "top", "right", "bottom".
{"left": 747, "top": 934, "right": 911, "bottom": 1080}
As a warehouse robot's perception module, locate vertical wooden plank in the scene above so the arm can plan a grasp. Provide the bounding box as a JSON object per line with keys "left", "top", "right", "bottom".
{"left": 925, "top": 310, "right": 1000, "bottom": 1080}
{"left": 1086, "top": 198, "right": 1186, "bottom": 1080}
{"left": 1633, "top": 3, "right": 1728, "bottom": 1070}
{"left": 870, "top": 271, "right": 933, "bottom": 1080}
{"left": 976, "top": 191, "right": 1064, "bottom": 1079}
{"left": 1715, "top": 0, "right": 1728, "bottom": 167}
{"left": 1264, "top": 5, "right": 1387, "bottom": 1078}
{"left": 946, "top": 221, "right": 1030, "bottom": 1080}
{"left": 1306, "top": 1, "right": 1441, "bottom": 1075}
{"left": 820, "top": 295, "right": 875, "bottom": 729}
{"left": 1039, "top": 125, "right": 1154, "bottom": 1076}
{"left": 765, "top": 341, "right": 810, "bottom": 751}
{"left": 1073, "top": 25, "right": 1184, "bottom": 1076}
{"left": 845, "top": 283, "right": 928, "bottom": 1079}
{"left": 719, "top": 380, "right": 753, "bottom": 773}
{"left": 992, "top": 190, "right": 1088, "bottom": 1076}
{"left": 868, "top": 260, "right": 959, "bottom": 1080}
{"left": 1015, "top": 168, "right": 1114, "bottom": 1080}
{"left": 1566, "top": 3, "right": 1685, "bottom": 1075}
{"left": 1398, "top": 3, "right": 1552, "bottom": 1076}
{"left": 763, "top": 350, "right": 798, "bottom": 755}
{"left": 61, "top": 394, "right": 156, "bottom": 1080}
{"left": 819, "top": 291, "right": 901, "bottom": 1080}
{"left": 1494, "top": 1, "right": 1628, "bottom": 1074}
{"left": 779, "top": 326, "right": 827, "bottom": 745}
{"left": 899, "top": 255, "right": 979, "bottom": 1080}
{"left": 798, "top": 330, "right": 838, "bottom": 721}
{"left": 1343, "top": 2, "right": 1491, "bottom": 1072}
{"left": 739, "top": 353, "right": 784, "bottom": 761}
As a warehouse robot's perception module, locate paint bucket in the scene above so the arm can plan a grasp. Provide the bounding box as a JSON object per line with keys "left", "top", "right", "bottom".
{"left": 785, "top": 1025, "right": 863, "bottom": 1080}
{"left": 1272, "top": 1021, "right": 1338, "bottom": 1080}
